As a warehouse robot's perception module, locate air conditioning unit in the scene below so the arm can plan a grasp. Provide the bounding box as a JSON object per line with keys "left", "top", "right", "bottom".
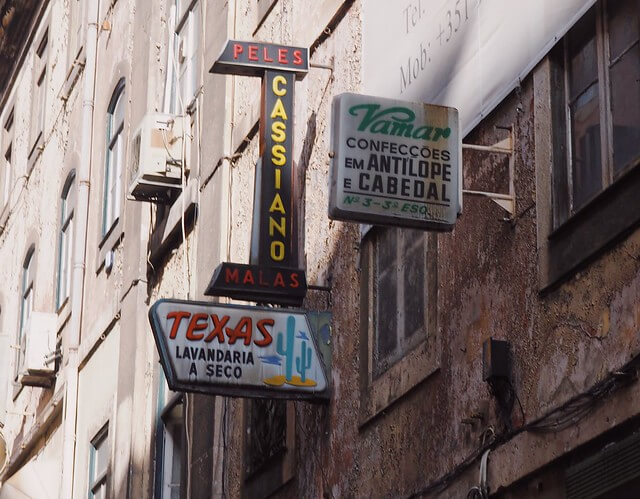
{"left": 20, "top": 312, "right": 57, "bottom": 388}
{"left": 128, "top": 112, "right": 191, "bottom": 202}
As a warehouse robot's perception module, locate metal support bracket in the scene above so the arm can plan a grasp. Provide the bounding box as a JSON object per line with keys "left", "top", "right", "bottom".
{"left": 462, "top": 126, "right": 515, "bottom": 219}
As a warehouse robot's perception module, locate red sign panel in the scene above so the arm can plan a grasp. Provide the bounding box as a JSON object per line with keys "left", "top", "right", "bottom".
{"left": 210, "top": 40, "right": 309, "bottom": 78}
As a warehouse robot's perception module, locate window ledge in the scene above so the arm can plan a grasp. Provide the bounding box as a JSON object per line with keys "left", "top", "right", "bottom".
{"left": 542, "top": 164, "right": 640, "bottom": 291}
{"left": 27, "top": 133, "right": 44, "bottom": 174}
{"left": 359, "top": 338, "right": 440, "bottom": 427}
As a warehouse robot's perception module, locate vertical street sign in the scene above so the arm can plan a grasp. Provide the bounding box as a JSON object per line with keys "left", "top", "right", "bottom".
{"left": 206, "top": 40, "right": 309, "bottom": 306}
{"left": 257, "top": 70, "right": 297, "bottom": 267}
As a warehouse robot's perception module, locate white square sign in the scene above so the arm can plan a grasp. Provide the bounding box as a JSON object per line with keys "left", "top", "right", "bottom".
{"left": 329, "top": 93, "right": 461, "bottom": 230}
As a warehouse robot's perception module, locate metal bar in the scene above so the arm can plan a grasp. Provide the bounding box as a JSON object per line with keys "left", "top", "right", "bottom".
{"left": 462, "top": 143, "right": 511, "bottom": 154}
{"left": 309, "top": 62, "right": 334, "bottom": 72}
{"left": 462, "top": 190, "right": 514, "bottom": 201}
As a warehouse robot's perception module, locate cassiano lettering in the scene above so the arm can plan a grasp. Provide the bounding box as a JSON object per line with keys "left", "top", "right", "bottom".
{"left": 348, "top": 104, "right": 451, "bottom": 142}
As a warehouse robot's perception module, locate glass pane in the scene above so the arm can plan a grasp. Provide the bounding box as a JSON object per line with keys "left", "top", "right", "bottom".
{"left": 96, "top": 435, "right": 108, "bottom": 475}
{"left": 113, "top": 91, "right": 125, "bottom": 129}
{"left": 610, "top": 44, "right": 640, "bottom": 175}
{"left": 403, "top": 244, "right": 424, "bottom": 338}
{"left": 376, "top": 268, "right": 397, "bottom": 360}
{"left": 377, "top": 228, "right": 396, "bottom": 269}
{"left": 570, "top": 83, "right": 602, "bottom": 210}
{"left": 166, "top": 420, "right": 182, "bottom": 499}
{"left": 375, "top": 228, "right": 397, "bottom": 362}
{"left": 568, "top": 7, "right": 598, "bottom": 100}
{"left": 608, "top": 0, "right": 640, "bottom": 60}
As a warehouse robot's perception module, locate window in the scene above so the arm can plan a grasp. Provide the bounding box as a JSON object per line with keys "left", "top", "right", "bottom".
{"left": 359, "top": 227, "right": 438, "bottom": 423}
{"left": 1, "top": 108, "right": 14, "bottom": 209}
{"left": 16, "top": 248, "right": 35, "bottom": 380}
{"left": 0, "top": 304, "right": 9, "bottom": 423}
{"left": 164, "top": 0, "right": 201, "bottom": 114}
{"left": 243, "top": 399, "right": 295, "bottom": 498}
{"left": 372, "top": 227, "right": 427, "bottom": 377}
{"left": 554, "top": 0, "right": 640, "bottom": 225}
{"left": 154, "top": 376, "right": 183, "bottom": 499}
{"left": 30, "top": 30, "right": 48, "bottom": 159}
{"left": 102, "top": 79, "right": 125, "bottom": 237}
{"left": 57, "top": 172, "right": 75, "bottom": 310}
{"left": 88, "top": 425, "right": 109, "bottom": 499}
{"left": 68, "top": 0, "right": 86, "bottom": 66}
{"left": 539, "top": 0, "right": 640, "bottom": 288}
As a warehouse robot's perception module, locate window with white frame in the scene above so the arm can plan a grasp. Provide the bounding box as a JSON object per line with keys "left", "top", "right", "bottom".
{"left": 30, "top": 30, "right": 48, "bottom": 158}
{"left": 154, "top": 374, "right": 183, "bottom": 499}
{"left": 102, "top": 79, "right": 125, "bottom": 237}
{"left": 88, "top": 424, "right": 109, "bottom": 499}
{"left": 1, "top": 109, "right": 13, "bottom": 209}
{"left": 57, "top": 172, "right": 75, "bottom": 310}
{"left": 164, "top": 0, "right": 201, "bottom": 114}
{"left": 16, "top": 248, "right": 35, "bottom": 380}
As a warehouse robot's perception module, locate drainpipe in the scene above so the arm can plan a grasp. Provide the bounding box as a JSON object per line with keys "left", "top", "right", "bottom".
{"left": 60, "top": 0, "right": 99, "bottom": 497}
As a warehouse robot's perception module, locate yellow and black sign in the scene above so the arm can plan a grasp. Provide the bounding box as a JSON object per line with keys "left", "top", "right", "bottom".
{"left": 207, "top": 41, "right": 308, "bottom": 306}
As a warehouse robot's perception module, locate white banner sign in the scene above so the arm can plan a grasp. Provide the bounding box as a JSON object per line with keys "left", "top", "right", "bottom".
{"left": 363, "top": 0, "right": 596, "bottom": 136}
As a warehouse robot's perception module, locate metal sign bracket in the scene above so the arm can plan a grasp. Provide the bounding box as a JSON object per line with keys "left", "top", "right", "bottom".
{"left": 462, "top": 125, "right": 515, "bottom": 220}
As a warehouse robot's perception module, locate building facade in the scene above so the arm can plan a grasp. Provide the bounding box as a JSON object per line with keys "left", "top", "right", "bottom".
{"left": 0, "top": 0, "right": 638, "bottom": 498}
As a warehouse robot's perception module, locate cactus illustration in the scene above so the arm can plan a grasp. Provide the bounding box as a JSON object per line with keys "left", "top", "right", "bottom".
{"left": 296, "top": 341, "right": 312, "bottom": 382}
{"left": 276, "top": 316, "right": 296, "bottom": 381}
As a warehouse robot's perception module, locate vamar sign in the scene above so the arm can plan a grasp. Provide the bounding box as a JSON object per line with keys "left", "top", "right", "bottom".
{"left": 149, "top": 299, "right": 330, "bottom": 400}
{"left": 329, "top": 93, "right": 461, "bottom": 230}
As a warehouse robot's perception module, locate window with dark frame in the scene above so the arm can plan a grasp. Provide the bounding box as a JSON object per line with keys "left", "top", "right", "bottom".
{"left": 554, "top": 0, "right": 640, "bottom": 227}
{"left": 244, "top": 398, "right": 287, "bottom": 478}
{"left": 371, "top": 227, "right": 427, "bottom": 378}
{"left": 102, "top": 79, "right": 125, "bottom": 237}
{"left": 88, "top": 425, "right": 109, "bottom": 499}
{"left": 57, "top": 172, "right": 75, "bottom": 310}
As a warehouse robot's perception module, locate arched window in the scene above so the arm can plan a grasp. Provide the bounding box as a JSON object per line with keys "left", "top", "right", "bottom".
{"left": 17, "top": 247, "right": 35, "bottom": 378}
{"left": 102, "top": 79, "right": 125, "bottom": 237}
{"left": 57, "top": 171, "right": 75, "bottom": 309}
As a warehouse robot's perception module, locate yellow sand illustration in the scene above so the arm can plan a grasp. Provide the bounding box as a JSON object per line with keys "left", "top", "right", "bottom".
{"left": 286, "top": 376, "right": 317, "bottom": 387}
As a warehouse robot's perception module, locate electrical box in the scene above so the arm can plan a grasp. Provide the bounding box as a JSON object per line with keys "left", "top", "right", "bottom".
{"left": 21, "top": 312, "right": 57, "bottom": 387}
{"left": 482, "top": 337, "right": 510, "bottom": 381}
{"left": 128, "top": 112, "right": 190, "bottom": 202}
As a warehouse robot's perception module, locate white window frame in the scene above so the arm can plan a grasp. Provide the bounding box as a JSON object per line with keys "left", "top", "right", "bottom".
{"left": 88, "top": 424, "right": 109, "bottom": 499}
{"left": 57, "top": 172, "right": 75, "bottom": 310}
{"left": 164, "top": 0, "right": 201, "bottom": 114}
{"left": 16, "top": 249, "right": 35, "bottom": 381}
{"left": 154, "top": 374, "right": 183, "bottom": 499}
{"left": 102, "top": 80, "right": 125, "bottom": 238}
